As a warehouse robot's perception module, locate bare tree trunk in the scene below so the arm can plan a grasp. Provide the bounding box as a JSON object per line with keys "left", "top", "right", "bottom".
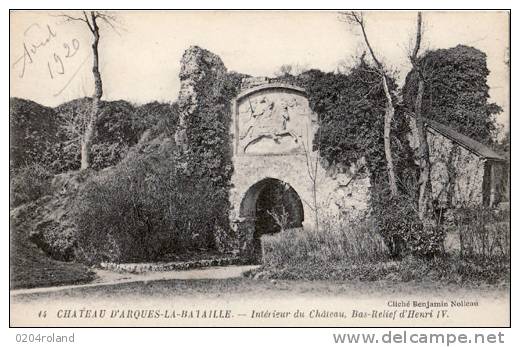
{"left": 414, "top": 79, "right": 433, "bottom": 221}
{"left": 348, "top": 12, "right": 398, "bottom": 196}
{"left": 306, "top": 150, "right": 320, "bottom": 232}
{"left": 81, "top": 11, "right": 103, "bottom": 171}
{"left": 301, "top": 127, "right": 320, "bottom": 232}
{"left": 81, "top": 121, "right": 94, "bottom": 170}
{"left": 312, "top": 161, "right": 319, "bottom": 231}
{"left": 409, "top": 12, "right": 433, "bottom": 223}
{"left": 382, "top": 76, "right": 398, "bottom": 196}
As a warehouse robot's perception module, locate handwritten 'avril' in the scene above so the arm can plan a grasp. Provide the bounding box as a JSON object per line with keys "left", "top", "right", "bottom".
{"left": 12, "top": 23, "right": 80, "bottom": 80}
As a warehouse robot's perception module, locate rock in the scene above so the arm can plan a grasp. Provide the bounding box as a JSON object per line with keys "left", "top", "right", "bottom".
{"left": 241, "top": 76, "right": 269, "bottom": 90}
{"left": 253, "top": 271, "right": 269, "bottom": 280}
{"left": 175, "top": 46, "right": 228, "bottom": 148}
{"left": 98, "top": 256, "right": 242, "bottom": 273}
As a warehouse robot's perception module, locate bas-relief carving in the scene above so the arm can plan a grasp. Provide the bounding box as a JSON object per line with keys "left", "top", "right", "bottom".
{"left": 236, "top": 91, "right": 312, "bottom": 155}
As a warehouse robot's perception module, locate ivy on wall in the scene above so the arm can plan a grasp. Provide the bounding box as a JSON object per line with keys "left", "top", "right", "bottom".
{"left": 180, "top": 65, "right": 245, "bottom": 247}
{"left": 403, "top": 45, "right": 502, "bottom": 144}
{"left": 275, "top": 59, "right": 421, "bottom": 257}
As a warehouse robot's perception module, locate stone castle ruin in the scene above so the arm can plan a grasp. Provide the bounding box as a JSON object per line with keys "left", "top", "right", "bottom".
{"left": 176, "top": 46, "right": 508, "bottom": 261}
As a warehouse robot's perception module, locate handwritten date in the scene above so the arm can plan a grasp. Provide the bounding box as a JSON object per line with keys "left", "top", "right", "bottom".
{"left": 12, "top": 23, "right": 80, "bottom": 79}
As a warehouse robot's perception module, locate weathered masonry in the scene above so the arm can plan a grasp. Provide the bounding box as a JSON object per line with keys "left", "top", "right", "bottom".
{"left": 229, "top": 78, "right": 508, "bottom": 260}
{"left": 175, "top": 46, "right": 508, "bottom": 261}
{"left": 228, "top": 80, "right": 370, "bottom": 260}
{"left": 409, "top": 117, "right": 508, "bottom": 208}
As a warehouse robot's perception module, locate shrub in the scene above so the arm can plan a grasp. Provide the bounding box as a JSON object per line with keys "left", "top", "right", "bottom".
{"left": 10, "top": 212, "right": 95, "bottom": 288}
{"left": 29, "top": 220, "right": 77, "bottom": 261}
{"left": 9, "top": 98, "right": 62, "bottom": 172}
{"left": 454, "top": 205, "right": 510, "bottom": 262}
{"left": 371, "top": 182, "right": 446, "bottom": 259}
{"left": 132, "top": 101, "right": 178, "bottom": 139}
{"left": 11, "top": 171, "right": 90, "bottom": 261}
{"left": 73, "top": 139, "right": 231, "bottom": 264}
{"left": 396, "top": 254, "right": 509, "bottom": 285}
{"left": 10, "top": 163, "right": 53, "bottom": 207}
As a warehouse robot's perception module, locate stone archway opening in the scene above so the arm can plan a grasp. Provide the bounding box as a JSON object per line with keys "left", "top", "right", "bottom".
{"left": 239, "top": 178, "right": 304, "bottom": 261}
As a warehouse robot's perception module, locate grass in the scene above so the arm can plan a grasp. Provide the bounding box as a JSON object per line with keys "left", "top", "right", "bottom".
{"left": 10, "top": 230, "right": 96, "bottom": 289}
{"left": 262, "top": 219, "right": 389, "bottom": 267}
{"left": 251, "top": 215, "right": 510, "bottom": 285}
{"left": 10, "top": 203, "right": 95, "bottom": 290}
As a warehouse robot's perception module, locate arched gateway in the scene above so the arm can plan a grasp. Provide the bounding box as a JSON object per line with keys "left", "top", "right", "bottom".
{"left": 229, "top": 82, "right": 317, "bottom": 261}
{"left": 239, "top": 178, "right": 304, "bottom": 260}
{"left": 228, "top": 80, "right": 371, "bottom": 262}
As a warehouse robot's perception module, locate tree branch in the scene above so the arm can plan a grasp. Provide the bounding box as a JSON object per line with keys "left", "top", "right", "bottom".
{"left": 83, "top": 11, "right": 94, "bottom": 33}
{"left": 53, "top": 12, "right": 88, "bottom": 24}
{"left": 410, "top": 11, "right": 423, "bottom": 67}
{"left": 97, "top": 13, "right": 121, "bottom": 36}
{"left": 340, "top": 11, "right": 383, "bottom": 70}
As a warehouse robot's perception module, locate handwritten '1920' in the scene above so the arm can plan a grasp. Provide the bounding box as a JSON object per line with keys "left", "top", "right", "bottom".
{"left": 12, "top": 23, "right": 80, "bottom": 79}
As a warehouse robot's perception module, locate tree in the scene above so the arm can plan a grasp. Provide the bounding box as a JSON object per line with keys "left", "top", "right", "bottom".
{"left": 403, "top": 46, "right": 502, "bottom": 145}
{"left": 54, "top": 98, "right": 139, "bottom": 171}
{"left": 301, "top": 125, "right": 321, "bottom": 231}
{"left": 57, "top": 11, "right": 120, "bottom": 170}
{"left": 299, "top": 62, "right": 417, "bottom": 257}
{"left": 407, "top": 12, "right": 434, "bottom": 223}
{"left": 340, "top": 11, "right": 398, "bottom": 196}
{"left": 274, "top": 63, "right": 309, "bottom": 77}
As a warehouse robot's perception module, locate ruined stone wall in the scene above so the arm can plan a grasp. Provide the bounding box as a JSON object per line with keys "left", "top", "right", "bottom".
{"left": 175, "top": 45, "right": 228, "bottom": 149}
{"left": 173, "top": 47, "right": 496, "bottom": 262}
{"left": 429, "top": 129, "right": 486, "bottom": 206}
{"left": 172, "top": 48, "right": 373, "bottom": 259}
{"left": 229, "top": 154, "right": 371, "bottom": 229}
{"left": 408, "top": 117, "right": 486, "bottom": 207}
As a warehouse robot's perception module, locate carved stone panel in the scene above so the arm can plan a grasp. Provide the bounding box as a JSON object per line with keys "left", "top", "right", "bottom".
{"left": 235, "top": 87, "right": 313, "bottom": 155}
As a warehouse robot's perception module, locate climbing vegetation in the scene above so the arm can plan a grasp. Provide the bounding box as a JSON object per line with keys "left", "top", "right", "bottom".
{"left": 290, "top": 59, "right": 424, "bottom": 257}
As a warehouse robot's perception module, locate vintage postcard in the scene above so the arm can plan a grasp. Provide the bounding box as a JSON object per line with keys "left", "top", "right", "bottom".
{"left": 9, "top": 10, "right": 510, "bottom": 327}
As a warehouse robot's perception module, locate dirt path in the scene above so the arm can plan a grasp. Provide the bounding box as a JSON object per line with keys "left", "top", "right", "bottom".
{"left": 10, "top": 265, "right": 260, "bottom": 296}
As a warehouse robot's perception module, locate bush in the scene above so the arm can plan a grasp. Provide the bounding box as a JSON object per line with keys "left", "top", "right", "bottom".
{"left": 10, "top": 163, "right": 53, "bottom": 207}
{"left": 396, "top": 254, "right": 509, "bottom": 285}
{"left": 453, "top": 205, "right": 510, "bottom": 262}
{"left": 9, "top": 98, "right": 63, "bottom": 172}
{"left": 371, "top": 184, "right": 446, "bottom": 259}
{"left": 11, "top": 171, "right": 90, "bottom": 261}
{"left": 73, "top": 139, "right": 231, "bottom": 264}
{"left": 133, "top": 101, "right": 178, "bottom": 139}
{"left": 29, "top": 220, "right": 76, "bottom": 261}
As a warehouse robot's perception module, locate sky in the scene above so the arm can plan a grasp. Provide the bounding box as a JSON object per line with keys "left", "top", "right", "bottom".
{"left": 10, "top": 10, "right": 510, "bottom": 130}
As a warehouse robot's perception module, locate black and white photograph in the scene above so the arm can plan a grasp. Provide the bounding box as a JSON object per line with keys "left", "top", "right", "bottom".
{"left": 8, "top": 9, "right": 510, "bottom": 328}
